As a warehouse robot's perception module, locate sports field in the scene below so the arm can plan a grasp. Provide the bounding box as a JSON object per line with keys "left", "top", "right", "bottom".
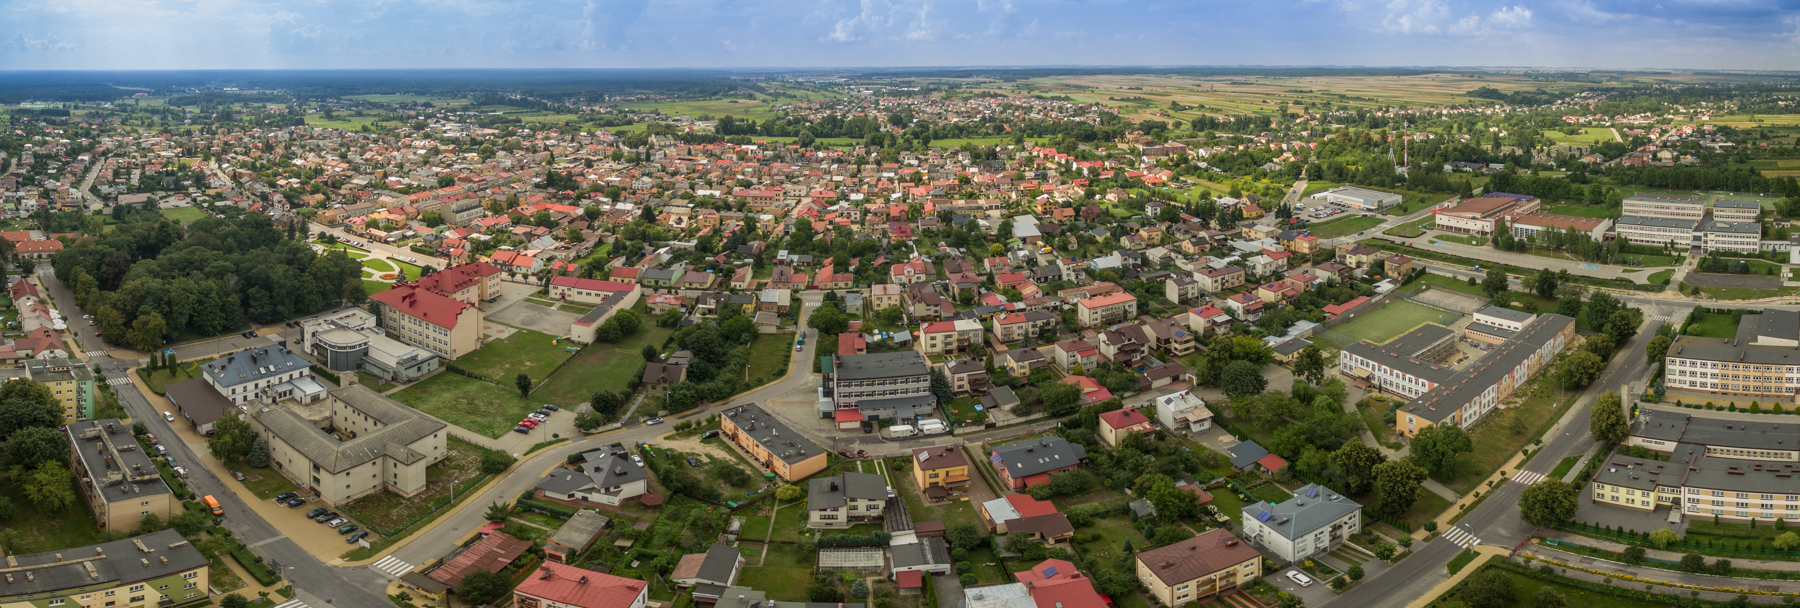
{"left": 1329, "top": 299, "right": 1463, "bottom": 345}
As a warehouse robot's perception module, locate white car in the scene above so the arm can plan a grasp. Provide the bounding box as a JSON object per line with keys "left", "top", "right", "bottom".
{"left": 631, "top": 455, "right": 645, "bottom": 467}
{"left": 527, "top": 413, "right": 549, "bottom": 421}
{"left": 1286, "top": 571, "right": 1313, "bottom": 587}
{"left": 163, "top": 411, "right": 175, "bottom": 422}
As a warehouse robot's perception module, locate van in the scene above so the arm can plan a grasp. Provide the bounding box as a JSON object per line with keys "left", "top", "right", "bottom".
{"left": 918, "top": 420, "right": 948, "bottom": 435}
{"left": 203, "top": 495, "right": 223, "bottom": 516}
{"left": 888, "top": 425, "right": 918, "bottom": 438}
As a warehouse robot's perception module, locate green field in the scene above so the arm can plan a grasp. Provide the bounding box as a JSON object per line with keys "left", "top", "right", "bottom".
{"left": 1384, "top": 216, "right": 1435, "bottom": 238}
{"left": 1330, "top": 299, "right": 1463, "bottom": 344}
{"left": 533, "top": 327, "right": 674, "bottom": 407}
{"left": 1308, "top": 216, "right": 1384, "bottom": 239}
{"left": 453, "top": 326, "right": 576, "bottom": 387}
{"left": 1682, "top": 309, "right": 1743, "bottom": 339}
{"left": 159, "top": 206, "right": 210, "bottom": 223}
{"left": 1693, "top": 285, "right": 1799, "bottom": 300}
{"left": 389, "top": 372, "right": 546, "bottom": 437}
{"left": 1544, "top": 128, "right": 1616, "bottom": 145}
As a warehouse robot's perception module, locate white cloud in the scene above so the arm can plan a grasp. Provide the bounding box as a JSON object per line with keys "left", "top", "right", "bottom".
{"left": 1488, "top": 5, "right": 1533, "bottom": 28}
{"left": 825, "top": 0, "right": 944, "bottom": 43}
{"left": 1376, "top": 0, "right": 1449, "bottom": 35}
{"left": 2, "top": 32, "right": 76, "bottom": 51}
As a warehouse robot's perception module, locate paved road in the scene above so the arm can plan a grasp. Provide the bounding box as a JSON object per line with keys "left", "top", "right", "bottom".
{"left": 76, "top": 154, "right": 106, "bottom": 207}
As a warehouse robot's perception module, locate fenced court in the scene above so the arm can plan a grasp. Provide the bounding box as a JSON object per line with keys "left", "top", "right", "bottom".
{"left": 1408, "top": 286, "right": 1490, "bottom": 315}
{"left": 1323, "top": 300, "right": 1463, "bottom": 345}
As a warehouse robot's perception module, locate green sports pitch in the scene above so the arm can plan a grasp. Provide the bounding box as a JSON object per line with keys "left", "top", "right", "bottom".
{"left": 1329, "top": 300, "right": 1462, "bottom": 345}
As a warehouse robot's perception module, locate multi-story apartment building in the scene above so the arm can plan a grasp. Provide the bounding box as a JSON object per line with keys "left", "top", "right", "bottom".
{"left": 1338, "top": 324, "right": 1461, "bottom": 402}
{"left": 251, "top": 385, "right": 447, "bottom": 505}
{"left": 67, "top": 419, "right": 174, "bottom": 532}
{"left": 370, "top": 284, "right": 484, "bottom": 360}
{"left": 826, "top": 352, "right": 934, "bottom": 420}
{"left": 1193, "top": 265, "right": 1246, "bottom": 293}
{"left": 990, "top": 311, "right": 1059, "bottom": 342}
{"left": 1076, "top": 292, "right": 1138, "bottom": 328}
{"left": 201, "top": 344, "right": 325, "bottom": 406}
{"left": 1433, "top": 195, "right": 1540, "bottom": 236}
{"left": 1240, "top": 484, "right": 1362, "bottom": 561}
{"left": 0, "top": 530, "right": 209, "bottom": 608}
{"left": 1613, "top": 216, "right": 1699, "bottom": 247}
{"left": 1591, "top": 410, "right": 1800, "bottom": 523}
{"left": 1711, "top": 199, "right": 1762, "bottom": 223}
{"left": 1134, "top": 529, "right": 1263, "bottom": 606}
{"left": 1164, "top": 276, "right": 1201, "bottom": 303}
{"left": 806, "top": 472, "right": 887, "bottom": 528}
{"left": 918, "top": 319, "right": 984, "bottom": 356}
{"left": 1701, "top": 220, "right": 1761, "bottom": 254}
{"left": 1393, "top": 314, "right": 1575, "bottom": 438}
{"left": 1622, "top": 194, "right": 1706, "bottom": 222}
{"left": 27, "top": 357, "right": 93, "bottom": 422}
{"left": 1664, "top": 310, "right": 1800, "bottom": 398}
{"left": 718, "top": 404, "right": 828, "bottom": 482}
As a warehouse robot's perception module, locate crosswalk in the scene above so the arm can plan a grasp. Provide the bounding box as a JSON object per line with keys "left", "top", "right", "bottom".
{"left": 272, "top": 599, "right": 311, "bottom": 608}
{"left": 106, "top": 377, "right": 133, "bottom": 386}
{"left": 370, "top": 556, "right": 414, "bottom": 578}
{"left": 1440, "top": 525, "right": 1482, "bottom": 548}
{"left": 1511, "top": 469, "right": 1547, "bottom": 485}
{"left": 86, "top": 350, "right": 108, "bottom": 357}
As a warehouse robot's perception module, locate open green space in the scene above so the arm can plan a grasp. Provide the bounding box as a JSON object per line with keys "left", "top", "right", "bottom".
{"left": 894, "top": 465, "right": 986, "bottom": 531}
{"left": 235, "top": 467, "right": 302, "bottom": 500}
{"left": 1330, "top": 299, "right": 1463, "bottom": 345}
{"left": 0, "top": 475, "right": 105, "bottom": 554}
{"left": 743, "top": 332, "right": 795, "bottom": 388}
{"left": 1308, "top": 216, "right": 1384, "bottom": 239}
{"left": 737, "top": 542, "right": 814, "bottom": 601}
{"left": 1431, "top": 233, "right": 1487, "bottom": 247}
{"left": 360, "top": 257, "right": 396, "bottom": 273}
{"left": 1682, "top": 309, "right": 1742, "bottom": 339}
{"left": 362, "top": 280, "right": 390, "bottom": 295}
{"left": 1645, "top": 269, "right": 1675, "bottom": 285}
{"left": 1074, "top": 515, "right": 1151, "bottom": 563}
{"left": 453, "top": 326, "right": 575, "bottom": 387}
{"left": 1544, "top": 128, "right": 1616, "bottom": 146}
{"left": 389, "top": 372, "right": 546, "bottom": 437}
{"left": 136, "top": 358, "right": 214, "bottom": 395}
{"left": 1547, "top": 456, "right": 1579, "bottom": 481}
{"left": 1408, "top": 273, "right": 1489, "bottom": 298}
{"left": 1693, "top": 284, "right": 1799, "bottom": 300}
{"left": 159, "top": 207, "right": 210, "bottom": 223}
{"left": 1458, "top": 564, "right": 1672, "bottom": 608}
{"left": 534, "top": 326, "right": 674, "bottom": 408}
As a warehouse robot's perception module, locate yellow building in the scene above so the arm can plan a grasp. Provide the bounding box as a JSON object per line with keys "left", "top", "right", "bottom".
{"left": 911, "top": 445, "right": 971, "bottom": 503}
{"left": 0, "top": 529, "right": 209, "bottom": 608}
{"left": 26, "top": 358, "right": 94, "bottom": 423}
{"left": 719, "top": 404, "right": 828, "bottom": 482}
{"left": 1134, "top": 529, "right": 1263, "bottom": 606}
{"left": 66, "top": 419, "right": 175, "bottom": 532}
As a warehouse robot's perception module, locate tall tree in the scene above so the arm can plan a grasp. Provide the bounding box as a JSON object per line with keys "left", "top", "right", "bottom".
{"left": 3, "top": 427, "right": 68, "bottom": 470}
{"left": 207, "top": 411, "right": 257, "bottom": 464}
{"left": 21, "top": 462, "right": 75, "bottom": 512}
{"left": 1374, "top": 459, "right": 1428, "bottom": 517}
{"left": 1481, "top": 267, "right": 1509, "bottom": 299}
{"left": 1220, "top": 360, "right": 1267, "bottom": 399}
{"left": 515, "top": 373, "right": 532, "bottom": 397}
{"left": 1409, "top": 425, "right": 1472, "bottom": 477}
{"left": 1294, "top": 346, "right": 1326, "bottom": 386}
{"left": 1589, "top": 391, "right": 1630, "bottom": 446}
{"left": 1331, "top": 443, "right": 1388, "bottom": 495}
{"left": 1518, "top": 480, "right": 1580, "bottom": 528}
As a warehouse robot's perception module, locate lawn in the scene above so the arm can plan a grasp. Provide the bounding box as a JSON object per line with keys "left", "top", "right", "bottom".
{"left": 1465, "top": 565, "right": 1669, "bottom": 608}
{"left": 1408, "top": 273, "right": 1490, "bottom": 298}
{"left": 159, "top": 207, "right": 210, "bottom": 223}
{"left": 362, "top": 280, "right": 390, "bottom": 295}
{"left": 1431, "top": 234, "right": 1487, "bottom": 247}
{"left": 1541, "top": 202, "right": 1618, "bottom": 219}
{"left": 453, "top": 326, "right": 575, "bottom": 387}
{"left": 1547, "top": 456, "right": 1579, "bottom": 481}
{"left": 1076, "top": 514, "right": 1151, "bottom": 557}
{"left": 1329, "top": 300, "right": 1463, "bottom": 345}
{"left": 943, "top": 397, "right": 990, "bottom": 426}
{"left": 0, "top": 475, "right": 105, "bottom": 554}
{"left": 236, "top": 467, "right": 302, "bottom": 500}
{"left": 136, "top": 357, "right": 214, "bottom": 395}
{"left": 389, "top": 372, "right": 547, "bottom": 437}
{"left": 533, "top": 326, "right": 673, "bottom": 408}
{"left": 340, "top": 437, "right": 494, "bottom": 536}
{"left": 895, "top": 466, "right": 986, "bottom": 531}
{"left": 738, "top": 542, "right": 814, "bottom": 601}
{"left": 1683, "top": 309, "right": 1742, "bottom": 339}
{"left": 744, "top": 333, "right": 795, "bottom": 389}
{"left": 1645, "top": 269, "right": 1675, "bottom": 285}
{"left": 361, "top": 257, "right": 397, "bottom": 273}
{"left": 641, "top": 445, "right": 770, "bottom": 505}
{"left": 1384, "top": 216, "right": 1434, "bottom": 238}
{"left": 1357, "top": 396, "right": 1397, "bottom": 444}
{"left": 1308, "top": 216, "right": 1384, "bottom": 239}
{"left": 1434, "top": 365, "right": 1577, "bottom": 495}
{"left": 1693, "top": 285, "right": 1799, "bottom": 300}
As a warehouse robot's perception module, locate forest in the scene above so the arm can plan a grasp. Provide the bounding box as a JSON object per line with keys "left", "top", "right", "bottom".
{"left": 51, "top": 213, "right": 364, "bottom": 350}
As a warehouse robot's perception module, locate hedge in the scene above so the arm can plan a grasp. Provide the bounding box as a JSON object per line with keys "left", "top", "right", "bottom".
{"left": 818, "top": 531, "right": 891, "bottom": 547}
{"left": 310, "top": 365, "right": 341, "bottom": 386}
{"left": 218, "top": 535, "right": 282, "bottom": 585}
{"left": 516, "top": 499, "right": 578, "bottom": 519}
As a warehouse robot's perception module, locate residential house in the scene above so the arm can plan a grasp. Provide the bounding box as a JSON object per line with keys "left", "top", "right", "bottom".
{"left": 911, "top": 445, "right": 972, "bottom": 504}
{"left": 806, "top": 472, "right": 887, "bottom": 529}
{"left": 1098, "top": 407, "right": 1154, "bottom": 447}
{"left": 1051, "top": 339, "right": 1100, "bottom": 375}
{"left": 1133, "top": 530, "right": 1263, "bottom": 606}
{"left": 1150, "top": 390, "right": 1212, "bottom": 434}
{"left": 990, "top": 437, "right": 1087, "bottom": 490}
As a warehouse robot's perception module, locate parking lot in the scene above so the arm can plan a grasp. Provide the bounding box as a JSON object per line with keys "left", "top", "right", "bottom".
{"left": 1293, "top": 199, "right": 1362, "bottom": 220}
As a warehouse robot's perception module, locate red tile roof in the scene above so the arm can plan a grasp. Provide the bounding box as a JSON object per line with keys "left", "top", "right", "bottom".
{"left": 1004, "top": 494, "right": 1060, "bottom": 519}
{"left": 896, "top": 570, "right": 923, "bottom": 589}
{"left": 1078, "top": 292, "right": 1136, "bottom": 309}
{"left": 1098, "top": 407, "right": 1151, "bottom": 430}
{"left": 514, "top": 561, "right": 648, "bottom": 608}
{"left": 412, "top": 261, "right": 500, "bottom": 296}
{"left": 370, "top": 284, "right": 473, "bottom": 330}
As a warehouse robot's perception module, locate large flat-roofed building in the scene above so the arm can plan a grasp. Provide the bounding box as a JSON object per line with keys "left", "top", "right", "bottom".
{"left": 66, "top": 419, "right": 175, "bottom": 532}
{"left": 1622, "top": 194, "right": 1706, "bottom": 222}
{"left": 250, "top": 384, "right": 448, "bottom": 505}
{"left": 1395, "top": 314, "right": 1575, "bottom": 438}
{"left": 565, "top": 281, "right": 645, "bottom": 344}
{"left": 1591, "top": 410, "right": 1800, "bottom": 522}
{"left": 371, "top": 283, "right": 484, "bottom": 360}
{"left": 1465, "top": 306, "right": 1537, "bottom": 345}
{"left": 718, "top": 403, "right": 828, "bottom": 482}
{"left": 826, "top": 351, "right": 934, "bottom": 421}
{"left": 1310, "top": 186, "right": 1402, "bottom": 211}
{"left": 1510, "top": 212, "right": 1612, "bottom": 243}
{"left": 1701, "top": 220, "right": 1761, "bottom": 254}
{"left": 1433, "top": 196, "right": 1540, "bottom": 236}
{"left": 26, "top": 357, "right": 93, "bottom": 422}
{"left": 1613, "top": 216, "right": 1699, "bottom": 247}
{"left": 1337, "top": 324, "right": 1460, "bottom": 401}
{"left": 201, "top": 344, "right": 326, "bottom": 406}
{"left": 1711, "top": 199, "right": 1762, "bottom": 223}
{"left": 1663, "top": 311, "right": 1800, "bottom": 398}
{"left": 301, "top": 309, "right": 439, "bottom": 383}
{"left": 0, "top": 529, "right": 209, "bottom": 608}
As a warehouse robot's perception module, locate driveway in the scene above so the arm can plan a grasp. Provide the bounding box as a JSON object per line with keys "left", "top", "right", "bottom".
{"left": 1266, "top": 568, "right": 1336, "bottom": 606}
{"left": 485, "top": 299, "right": 581, "bottom": 336}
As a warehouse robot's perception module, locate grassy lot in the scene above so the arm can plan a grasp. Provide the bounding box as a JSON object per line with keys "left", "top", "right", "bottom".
{"left": 738, "top": 542, "right": 814, "bottom": 601}
{"left": 236, "top": 467, "right": 302, "bottom": 500}
{"left": 340, "top": 437, "right": 492, "bottom": 535}
{"left": 1548, "top": 456, "right": 1579, "bottom": 481}
{"left": 1384, "top": 216, "right": 1434, "bottom": 238}
{"left": 357, "top": 373, "right": 399, "bottom": 393}
{"left": 1431, "top": 233, "right": 1487, "bottom": 247}
{"left": 534, "top": 326, "right": 673, "bottom": 408}
{"left": 1330, "top": 300, "right": 1463, "bottom": 344}
{"left": 136, "top": 357, "right": 214, "bottom": 395}
{"left": 1208, "top": 489, "right": 1251, "bottom": 526}
{"left": 454, "top": 326, "right": 575, "bottom": 386}
{"left": 1434, "top": 367, "right": 1576, "bottom": 495}
{"left": 1247, "top": 481, "right": 1293, "bottom": 505}
{"left": 1645, "top": 269, "right": 1675, "bottom": 285}
{"left": 1541, "top": 202, "right": 1618, "bottom": 219}
{"left": 362, "top": 280, "right": 390, "bottom": 295}
{"left": 1544, "top": 128, "right": 1616, "bottom": 146}
{"left": 943, "top": 396, "right": 990, "bottom": 426}
{"left": 1693, "top": 285, "right": 1800, "bottom": 300}
{"left": 642, "top": 445, "right": 770, "bottom": 505}
{"left": 744, "top": 333, "right": 795, "bottom": 389}
{"left": 1445, "top": 549, "right": 1478, "bottom": 574}
{"left": 1683, "top": 309, "right": 1742, "bottom": 339}
{"left": 1308, "top": 216, "right": 1384, "bottom": 239}
{"left": 0, "top": 475, "right": 105, "bottom": 554}
{"left": 390, "top": 372, "right": 546, "bottom": 437}
{"left": 1466, "top": 565, "right": 1666, "bottom": 608}
{"left": 1683, "top": 519, "right": 1790, "bottom": 545}
{"left": 1076, "top": 514, "right": 1151, "bottom": 557}
{"left": 1357, "top": 397, "right": 1396, "bottom": 444}
{"left": 361, "top": 257, "right": 397, "bottom": 273}
{"left": 895, "top": 467, "right": 986, "bottom": 531}
{"left": 159, "top": 206, "right": 210, "bottom": 223}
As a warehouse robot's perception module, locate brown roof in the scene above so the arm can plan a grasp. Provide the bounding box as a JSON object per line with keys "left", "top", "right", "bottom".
{"left": 1440, "top": 196, "right": 1530, "bottom": 218}
{"left": 1510, "top": 211, "right": 1607, "bottom": 232}
{"left": 1011, "top": 513, "right": 1075, "bottom": 539}
{"left": 428, "top": 531, "right": 532, "bottom": 586}
{"left": 912, "top": 445, "right": 970, "bottom": 471}
{"left": 1134, "top": 529, "right": 1259, "bottom": 585}
{"left": 670, "top": 553, "right": 708, "bottom": 582}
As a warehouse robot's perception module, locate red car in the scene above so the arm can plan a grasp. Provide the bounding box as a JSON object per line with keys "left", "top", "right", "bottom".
{"left": 518, "top": 419, "right": 540, "bottom": 429}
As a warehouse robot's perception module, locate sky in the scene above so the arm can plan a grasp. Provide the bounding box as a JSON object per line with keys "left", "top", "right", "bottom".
{"left": 2, "top": 0, "right": 1800, "bottom": 71}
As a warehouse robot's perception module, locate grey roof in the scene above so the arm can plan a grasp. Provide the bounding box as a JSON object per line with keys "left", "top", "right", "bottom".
{"left": 1403, "top": 314, "right": 1576, "bottom": 425}
{"left": 1241, "top": 483, "right": 1362, "bottom": 541}
{"left": 1615, "top": 215, "right": 1699, "bottom": 231}
{"left": 1384, "top": 323, "right": 1455, "bottom": 357}
{"left": 1342, "top": 339, "right": 1460, "bottom": 387}
{"left": 164, "top": 378, "right": 236, "bottom": 426}
{"left": 834, "top": 351, "right": 929, "bottom": 381}
{"left": 1756, "top": 310, "right": 1798, "bottom": 343}
{"left": 0, "top": 529, "right": 207, "bottom": 599}
{"left": 1633, "top": 410, "right": 1798, "bottom": 453}
{"left": 545, "top": 510, "right": 611, "bottom": 550}
{"left": 1625, "top": 194, "right": 1704, "bottom": 205}
{"left": 1594, "top": 444, "right": 1800, "bottom": 495}
{"left": 24, "top": 357, "right": 91, "bottom": 383}
{"left": 991, "top": 437, "right": 1087, "bottom": 478}
{"left": 203, "top": 344, "right": 310, "bottom": 388}
{"left": 807, "top": 472, "right": 887, "bottom": 510}
{"left": 1228, "top": 441, "right": 1270, "bottom": 469}
{"left": 1702, "top": 221, "right": 1760, "bottom": 235}
{"left": 1474, "top": 305, "right": 1535, "bottom": 324}
{"left": 66, "top": 419, "right": 172, "bottom": 504}
{"left": 1713, "top": 199, "right": 1762, "bottom": 210}
{"left": 576, "top": 288, "right": 635, "bottom": 324}
{"left": 981, "top": 386, "right": 1021, "bottom": 410}
{"left": 251, "top": 384, "right": 446, "bottom": 474}
{"left": 1668, "top": 334, "right": 1800, "bottom": 368}
{"left": 891, "top": 537, "right": 951, "bottom": 569}
{"left": 1272, "top": 338, "right": 1309, "bottom": 357}
{"left": 724, "top": 403, "right": 824, "bottom": 465}
{"left": 539, "top": 452, "right": 651, "bottom": 495}
{"left": 695, "top": 544, "right": 741, "bottom": 584}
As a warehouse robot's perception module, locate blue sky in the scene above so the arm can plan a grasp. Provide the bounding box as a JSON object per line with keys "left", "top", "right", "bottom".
{"left": 2, "top": 0, "right": 1799, "bottom": 70}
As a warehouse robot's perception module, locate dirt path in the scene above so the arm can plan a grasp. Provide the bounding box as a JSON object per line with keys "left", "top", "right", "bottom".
{"left": 652, "top": 433, "right": 735, "bottom": 462}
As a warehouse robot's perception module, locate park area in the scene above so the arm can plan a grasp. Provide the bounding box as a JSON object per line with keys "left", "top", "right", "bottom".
{"left": 1328, "top": 299, "right": 1463, "bottom": 345}
{"left": 453, "top": 326, "right": 576, "bottom": 388}
{"left": 389, "top": 372, "right": 547, "bottom": 437}
{"left": 158, "top": 206, "right": 210, "bottom": 223}
{"left": 1308, "top": 216, "right": 1384, "bottom": 239}
{"left": 532, "top": 326, "right": 673, "bottom": 407}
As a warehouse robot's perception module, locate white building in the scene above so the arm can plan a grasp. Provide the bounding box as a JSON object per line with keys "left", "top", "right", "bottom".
{"left": 1150, "top": 390, "right": 1212, "bottom": 434}
{"left": 201, "top": 344, "right": 326, "bottom": 406}
{"left": 1239, "top": 484, "right": 1363, "bottom": 561}
{"left": 1310, "top": 186, "right": 1403, "bottom": 211}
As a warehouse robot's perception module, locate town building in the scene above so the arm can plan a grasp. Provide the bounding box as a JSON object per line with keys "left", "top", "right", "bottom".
{"left": 1193, "top": 266, "right": 1246, "bottom": 293}
{"left": 806, "top": 472, "right": 887, "bottom": 528}
{"left": 1133, "top": 529, "right": 1262, "bottom": 606}
{"left": 0, "top": 529, "right": 209, "bottom": 608}
{"left": 1465, "top": 306, "right": 1537, "bottom": 346}
{"left": 671, "top": 544, "right": 743, "bottom": 589}
{"left": 534, "top": 448, "right": 652, "bottom": 508}
{"left": 1622, "top": 194, "right": 1706, "bottom": 223}
{"left": 545, "top": 510, "right": 612, "bottom": 564}
{"left": 911, "top": 445, "right": 972, "bottom": 504}
{"left": 718, "top": 404, "right": 828, "bottom": 482}
{"left": 1164, "top": 276, "right": 1201, "bottom": 303}
{"left": 1433, "top": 195, "right": 1540, "bottom": 236}
{"left": 513, "top": 562, "right": 649, "bottom": 608}
{"left": 990, "top": 437, "right": 1087, "bottom": 490}
{"left": 301, "top": 308, "right": 439, "bottom": 383}
{"left": 1701, "top": 220, "right": 1761, "bottom": 254}
{"left": 249, "top": 384, "right": 448, "bottom": 505}
{"left": 1076, "top": 292, "right": 1138, "bottom": 328}
{"left": 1663, "top": 310, "right": 1800, "bottom": 398}
{"left": 1338, "top": 324, "right": 1461, "bottom": 401}
{"left": 991, "top": 311, "right": 1059, "bottom": 342}
{"left": 1711, "top": 199, "right": 1762, "bottom": 223}
{"left": 1309, "top": 186, "right": 1402, "bottom": 211}
{"left": 1097, "top": 407, "right": 1154, "bottom": 447}
{"left": 200, "top": 344, "right": 326, "bottom": 406}
{"left": 566, "top": 281, "right": 646, "bottom": 344}
{"left": 370, "top": 283, "right": 484, "bottom": 360}
{"left": 1149, "top": 390, "right": 1212, "bottom": 434}
{"left": 919, "top": 319, "right": 985, "bottom": 357}
{"left": 1239, "top": 484, "right": 1362, "bottom": 562}
{"left": 1592, "top": 410, "right": 1800, "bottom": 522}
{"left": 1392, "top": 315, "right": 1575, "bottom": 438}
{"left": 1613, "top": 216, "right": 1699, "bottom": 248}
{"left": 978, "top": 494, "right": 1074, "bottom": 543}
{"left": 27, "top": 357, "right": 93, "bottom": 422}
{"left": 67, "top": 419, "right": 174, "bottom": 532}
{"left": 825, "top": 352, "right": 934, "bottom": 421}
{"left": 1508, "top": 212, "right": 1611, "bottom": 243}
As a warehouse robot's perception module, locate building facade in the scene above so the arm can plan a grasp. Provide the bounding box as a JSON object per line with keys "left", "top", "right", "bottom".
{"left": 1076, "top": 292, "right": 1138, "bottom": 328}
{"left": 370, "top": 284, "right": 484, "bottom": 360}
{"left": 1239, "top": 484, "right": 1362, "bottom": 561}
{"left": 250, "top": 385, "right": 448, "bottom": 505}
{"left": 27, "top": 357, "right": 93, "bottom": 423}
{"left": 67, "top": 419, "right": 175, "bottom": 532}
{"left": 1134, "top": 530, "right": 1262, "bottom": 606}
{"left": 1622, "top": 194, "right": 1706, "bottom": 222}
{"left": 718, "top": 404, "right": 829, "bottom": 482}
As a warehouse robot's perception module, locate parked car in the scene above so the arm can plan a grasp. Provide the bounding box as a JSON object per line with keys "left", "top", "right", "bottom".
{"left": 275, "top": 492, "right": 298, "bottom": 502}
{"left": 284, "top": 498, "right": 307, "bottom": 508}
{"left": 685, "top": 456, "right": 702, "bottom": 467}
{"left": 155, "top": 445, "right": 168, "bottom": 456}
{"left": 325, "top": 517, "right": 348, "bottom": 527}
{"left": 347, "top": 531, "right": 369, "bottom": 543}
{"left": 1286, "top": 571, "right": 1313, "bottom": 587}
{"left": 700, "top": 430, "right": 719, "bottom": 439}
{"left": 231, "top": 470, "right": 246, "bottom": 481}
{"left": 313, "top": 511, "right": 337, "bottom": 523}
{"left": 512, "top": 426, "right": 530, "bottom": 434}
{"left": 338, "top": 525, "right": 359, "bottom": 535}
{"left": 631, "top": 454, "right": 645, "bottom": 467}
{"left": 527, "top": 413, "right": 548, "bottom": 421}
{"left": 541, "top": 404, "right": 559, "bottom": 411}
{"left": 643, "top": 417, "right": 664, "bottom": 425}
{"left": 519, "top": 419, "right": 539, "bottom": 429}
{"left": 162, "top": 411, "right": 175, "bottom": 422}
{"left": 305, "top": 508, "right": 328, "bottom": 519}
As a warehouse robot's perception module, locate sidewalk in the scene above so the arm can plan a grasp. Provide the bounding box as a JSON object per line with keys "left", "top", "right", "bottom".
{"left": 1536, "top": 530, "right": 1800, "bottom": 572}
{"left": 1401, "top": 546, "right": 1507, "bottom": 608}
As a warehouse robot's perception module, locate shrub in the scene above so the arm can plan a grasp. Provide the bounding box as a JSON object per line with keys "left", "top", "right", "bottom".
{"left": 959, "top": 574, "right": 978, "bottom": 586}
{"left": 1422, "top": 521, "right": 1438, "bottom": 533}
{"left": 1373, "top": 543, "right": 1397, "bottom": 560}
{"left": 1622, "top": 546, "right": 1645, "bottom": 563}
{"left": 481, "top": 451, "right": 516, "bottom": 473}
{"left": 955, "top": 562, "right": 973, "bottom": 574}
